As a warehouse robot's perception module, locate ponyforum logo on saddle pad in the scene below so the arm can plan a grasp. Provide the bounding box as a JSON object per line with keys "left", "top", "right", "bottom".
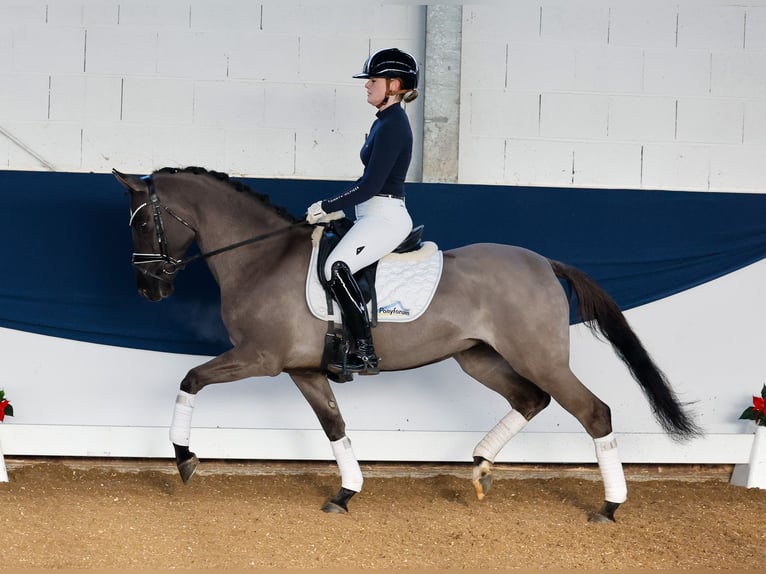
{"left": 378, "top": 300, "right": 411, "bottom": 318}
{"left": 306, "top": 240, "right": 443, "bottom": 323}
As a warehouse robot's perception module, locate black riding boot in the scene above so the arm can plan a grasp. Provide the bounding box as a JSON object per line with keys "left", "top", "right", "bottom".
{"left": 327, "top": 262, "right": 379, "bottom": 376}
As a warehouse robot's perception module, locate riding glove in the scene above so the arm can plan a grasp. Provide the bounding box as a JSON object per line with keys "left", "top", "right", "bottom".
{"left": 306, "top": 200, "right": 328, "bottom": 224}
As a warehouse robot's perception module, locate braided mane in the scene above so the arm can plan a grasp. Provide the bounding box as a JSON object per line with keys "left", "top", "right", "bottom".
{"left": 153, "top": 166, "right": 300, "bottom": 223}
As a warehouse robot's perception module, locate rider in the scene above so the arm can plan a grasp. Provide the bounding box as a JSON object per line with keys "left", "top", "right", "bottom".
{"left": 306, "top": 48, "right": 419, "bottom": 376}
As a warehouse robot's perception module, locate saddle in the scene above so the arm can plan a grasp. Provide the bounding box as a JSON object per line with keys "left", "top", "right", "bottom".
{"left": 316, "top": 218, "right": 425, "bottom": 319}
{"left": 316, "top": 218, "right": 425, "bottom": 382}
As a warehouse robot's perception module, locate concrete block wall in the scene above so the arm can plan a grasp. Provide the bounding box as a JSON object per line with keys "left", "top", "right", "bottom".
{"left": 1, "top": 1, "right": 764, "bottom": 193}
{"left": 459, "top": 0, "right": 766, "bottom": 191}
{"left": 0, "top": 0, "right": 425, "bottom": 179}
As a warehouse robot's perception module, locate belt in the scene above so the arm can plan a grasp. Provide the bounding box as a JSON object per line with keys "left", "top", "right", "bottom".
{"left": 375, "top": 193, "right": 405, "bottom": 200}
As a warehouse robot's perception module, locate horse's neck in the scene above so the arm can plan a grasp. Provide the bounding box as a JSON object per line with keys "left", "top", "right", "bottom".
{"left": 172, "top": 181, "right": 280, "bottom": 246}
{"left": 172, "top": 180, "right": 297, "bottom": 280}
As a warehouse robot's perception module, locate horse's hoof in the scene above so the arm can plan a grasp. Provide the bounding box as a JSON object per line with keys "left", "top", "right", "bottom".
{"left": 589, "top": 501, "right": 620, "bottom": 523}
{"left": 322, "top": 486, "right": 356, "bottom": 513}
{"left": 177, "top": 454, "right": 199, "bottom": 484}
{"left": 473, "top": 474, "right": 493, "bottom": 500}
{"left": 472, "top": 458, "right": 493, "bottom": 500}
{"left": 321, "top": 500, "right": 348, "bottom": 514}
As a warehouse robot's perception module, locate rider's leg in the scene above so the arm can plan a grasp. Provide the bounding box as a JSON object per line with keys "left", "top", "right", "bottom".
{"left": 327, "top": 261, "right": 379, "bottom": 375}
{"left": 322, "top": 196, "right": 412, "bottom": 282}
{"left": 323, "top": 197, "right": 411, "bottom": 376}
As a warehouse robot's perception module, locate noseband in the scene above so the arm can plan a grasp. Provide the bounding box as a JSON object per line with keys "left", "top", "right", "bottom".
{"left": 129, "top": 176, "right": 307, "bottom": 282}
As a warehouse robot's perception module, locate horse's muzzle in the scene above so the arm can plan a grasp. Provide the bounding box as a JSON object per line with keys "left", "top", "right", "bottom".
{"left": 136, "top": 273, "right": 174, "bottom": 302}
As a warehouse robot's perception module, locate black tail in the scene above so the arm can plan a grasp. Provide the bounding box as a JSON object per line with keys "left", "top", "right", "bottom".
{"left": 550, "top": 260, "right": 701, "bottom": 440}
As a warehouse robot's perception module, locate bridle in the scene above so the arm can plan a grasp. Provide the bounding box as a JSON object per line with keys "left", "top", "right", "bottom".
{"left": 129, "top": 176, "right": 307, "bottom": 282}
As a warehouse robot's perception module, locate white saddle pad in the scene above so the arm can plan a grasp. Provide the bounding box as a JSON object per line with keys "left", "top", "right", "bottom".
{"left": 305, "top": 233, "right": 443, "bottom": 323}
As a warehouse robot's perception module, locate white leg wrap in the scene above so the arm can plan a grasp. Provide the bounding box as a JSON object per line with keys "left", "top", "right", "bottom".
{"left": 473, "top": 409, "right": 528, "bottom": 462}
{"left": 331, "top": 436, "right": 364, "bottom": 492}
{"left": 594, "top": 433, "right": 627, "bottom": 503}
{"left": 169, "top": 391, "right": 196, "bottom": 446}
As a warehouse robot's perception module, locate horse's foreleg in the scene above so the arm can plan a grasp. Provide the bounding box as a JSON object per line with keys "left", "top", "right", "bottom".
{"left": 170, "top": 390, "right": 199, "bottom": 483}
{"left": 324, "top": 437, "right": 363, "bottom": 513}
{"left": 170, "top": 349, "right": 260, "bottom": 483}
{"left": 455, "top": 345, "right": 551, "bottom": 500}
{"left": 290, "top": 371, "right": 362, "bottom": 513}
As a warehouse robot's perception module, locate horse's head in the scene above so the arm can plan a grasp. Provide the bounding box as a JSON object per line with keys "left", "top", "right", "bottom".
{"left": 113, "top": 169, "right": 196, "bottom": 302}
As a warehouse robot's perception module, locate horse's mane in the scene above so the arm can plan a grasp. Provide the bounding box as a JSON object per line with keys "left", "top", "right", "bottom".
{"left": 153, "top": 166, "right": 300, "bottom": 223}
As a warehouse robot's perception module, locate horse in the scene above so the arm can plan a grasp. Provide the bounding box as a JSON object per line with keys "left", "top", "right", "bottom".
{"left": 113, "top": 166, "right": 699, "bottom": 522}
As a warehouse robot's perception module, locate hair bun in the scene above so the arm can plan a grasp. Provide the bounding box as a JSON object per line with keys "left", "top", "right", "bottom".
{"left": 403, "top": 89, "right": 419, "bottom": 103}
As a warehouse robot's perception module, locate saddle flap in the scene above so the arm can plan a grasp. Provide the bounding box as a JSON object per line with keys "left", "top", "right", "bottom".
{"left": 307, "top": 230, "right": 443, "bottom": 324}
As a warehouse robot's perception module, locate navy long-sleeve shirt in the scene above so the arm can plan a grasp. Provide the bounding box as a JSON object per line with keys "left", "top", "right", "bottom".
{"left": 321, "top": 103, "right": 413, "bottom": 213}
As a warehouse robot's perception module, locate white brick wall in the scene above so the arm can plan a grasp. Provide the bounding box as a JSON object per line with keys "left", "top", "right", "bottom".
{"left": 744, "top": 100, "right": 766, "bottom": 144}
{"left": 0, "top": 0, "right": 46, "bottom": 24}
{"left": 676, "top": 98, "right": 744, "bottom": 144}
{"left": 0, "top": 74, "right": 49, "bottom": 121}
{"left": 540, "top": 93, "right": 609, "bottom": 140}
{"left": 461, "top": 0, "right": 766, "bottom": 192}
{"left": 0, "top": 1, "right": 763, "bottom": 193}
{"left": 49, "top": 75, "right": 122, "bottom": 122}
{"left": 746, "top": 7, "right": 766, "bottom": 49}
{"left": 156, "top": 30, "right": 230, "bottom": 79}
{"left": 0, "top": 1, "right": 424, "bottom": 180}
{"left": 12, "top": 25, "right": 86, "bottom": 74}
{"left": 46, "top": 1, "right": 120, "bottom": 27}
{"left": 607, "top": 2, "right": 677, "bottom": 48}
{"left": 607, "top": 96, "right": 676, "bottom": 142}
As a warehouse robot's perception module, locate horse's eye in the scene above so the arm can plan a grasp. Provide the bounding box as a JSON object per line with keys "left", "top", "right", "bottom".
{"left": 136, "top": 221, "right": 149, "bottom": 233}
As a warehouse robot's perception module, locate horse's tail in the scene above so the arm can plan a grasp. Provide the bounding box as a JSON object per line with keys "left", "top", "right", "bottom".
{"left": 550, "top": 260, "right": 701, "bottom": 440}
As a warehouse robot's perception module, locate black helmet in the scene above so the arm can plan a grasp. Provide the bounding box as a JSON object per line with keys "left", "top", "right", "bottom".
{"left": 353, "top": 48, "right": 419, "bottom": 90}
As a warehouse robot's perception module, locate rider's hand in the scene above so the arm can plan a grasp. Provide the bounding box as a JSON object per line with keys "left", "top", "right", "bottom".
{"left": 306, "top": 200, "right": 328, "bottom": 224}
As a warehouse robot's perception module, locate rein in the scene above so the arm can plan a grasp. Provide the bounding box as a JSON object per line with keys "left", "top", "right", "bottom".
{"left": 131, "top": 176, "right": 308, "bottom": 280}
{"left": 178, "top": 223, "right": 306, "bottom": 268}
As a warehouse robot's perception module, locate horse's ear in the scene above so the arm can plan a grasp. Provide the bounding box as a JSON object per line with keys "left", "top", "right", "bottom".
{"left": 112, "top": 169, "right": 148, "bottom": 194}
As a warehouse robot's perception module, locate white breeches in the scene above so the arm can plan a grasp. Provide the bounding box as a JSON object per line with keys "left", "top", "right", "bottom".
{"left": 323, "top": 195, "right": 412, "bottom": 281}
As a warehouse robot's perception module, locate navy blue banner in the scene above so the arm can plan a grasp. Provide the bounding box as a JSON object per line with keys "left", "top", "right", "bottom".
{"left": 1, "top": 170, "right": 764, "bottom": 356}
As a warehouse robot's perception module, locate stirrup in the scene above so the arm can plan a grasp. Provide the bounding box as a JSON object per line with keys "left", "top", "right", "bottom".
{"left": 327, "top": 350, "right": 379, "bottom": 376}
{"left": 353, "top": 351, "right": 380, "bottom": 376}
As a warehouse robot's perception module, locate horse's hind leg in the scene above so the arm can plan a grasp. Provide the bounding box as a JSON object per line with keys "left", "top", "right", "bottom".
{"left": 454, "top": 344, "right": 551, "bottom": 500}
{"left": 290, "top": 371, "right": 362, "bottom": 514}
{"left": 529, "top": 365, "right": 627, "bottom": 522}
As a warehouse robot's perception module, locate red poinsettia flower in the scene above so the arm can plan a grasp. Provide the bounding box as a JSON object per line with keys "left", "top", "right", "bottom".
{"left": 0, "top": 399, "right": 10, "bottom": 422}
{"left": 740, "top": 384, "right": 766, "bottom": 427}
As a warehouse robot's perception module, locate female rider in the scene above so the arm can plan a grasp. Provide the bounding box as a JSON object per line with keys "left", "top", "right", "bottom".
{"left": 306, "top": 48, "right": 419, "bottom": 376}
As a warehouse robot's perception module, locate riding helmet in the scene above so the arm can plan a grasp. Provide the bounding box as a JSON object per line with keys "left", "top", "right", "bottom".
{"left": 353, "top": 48, "right": 419, "bottom": 90}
